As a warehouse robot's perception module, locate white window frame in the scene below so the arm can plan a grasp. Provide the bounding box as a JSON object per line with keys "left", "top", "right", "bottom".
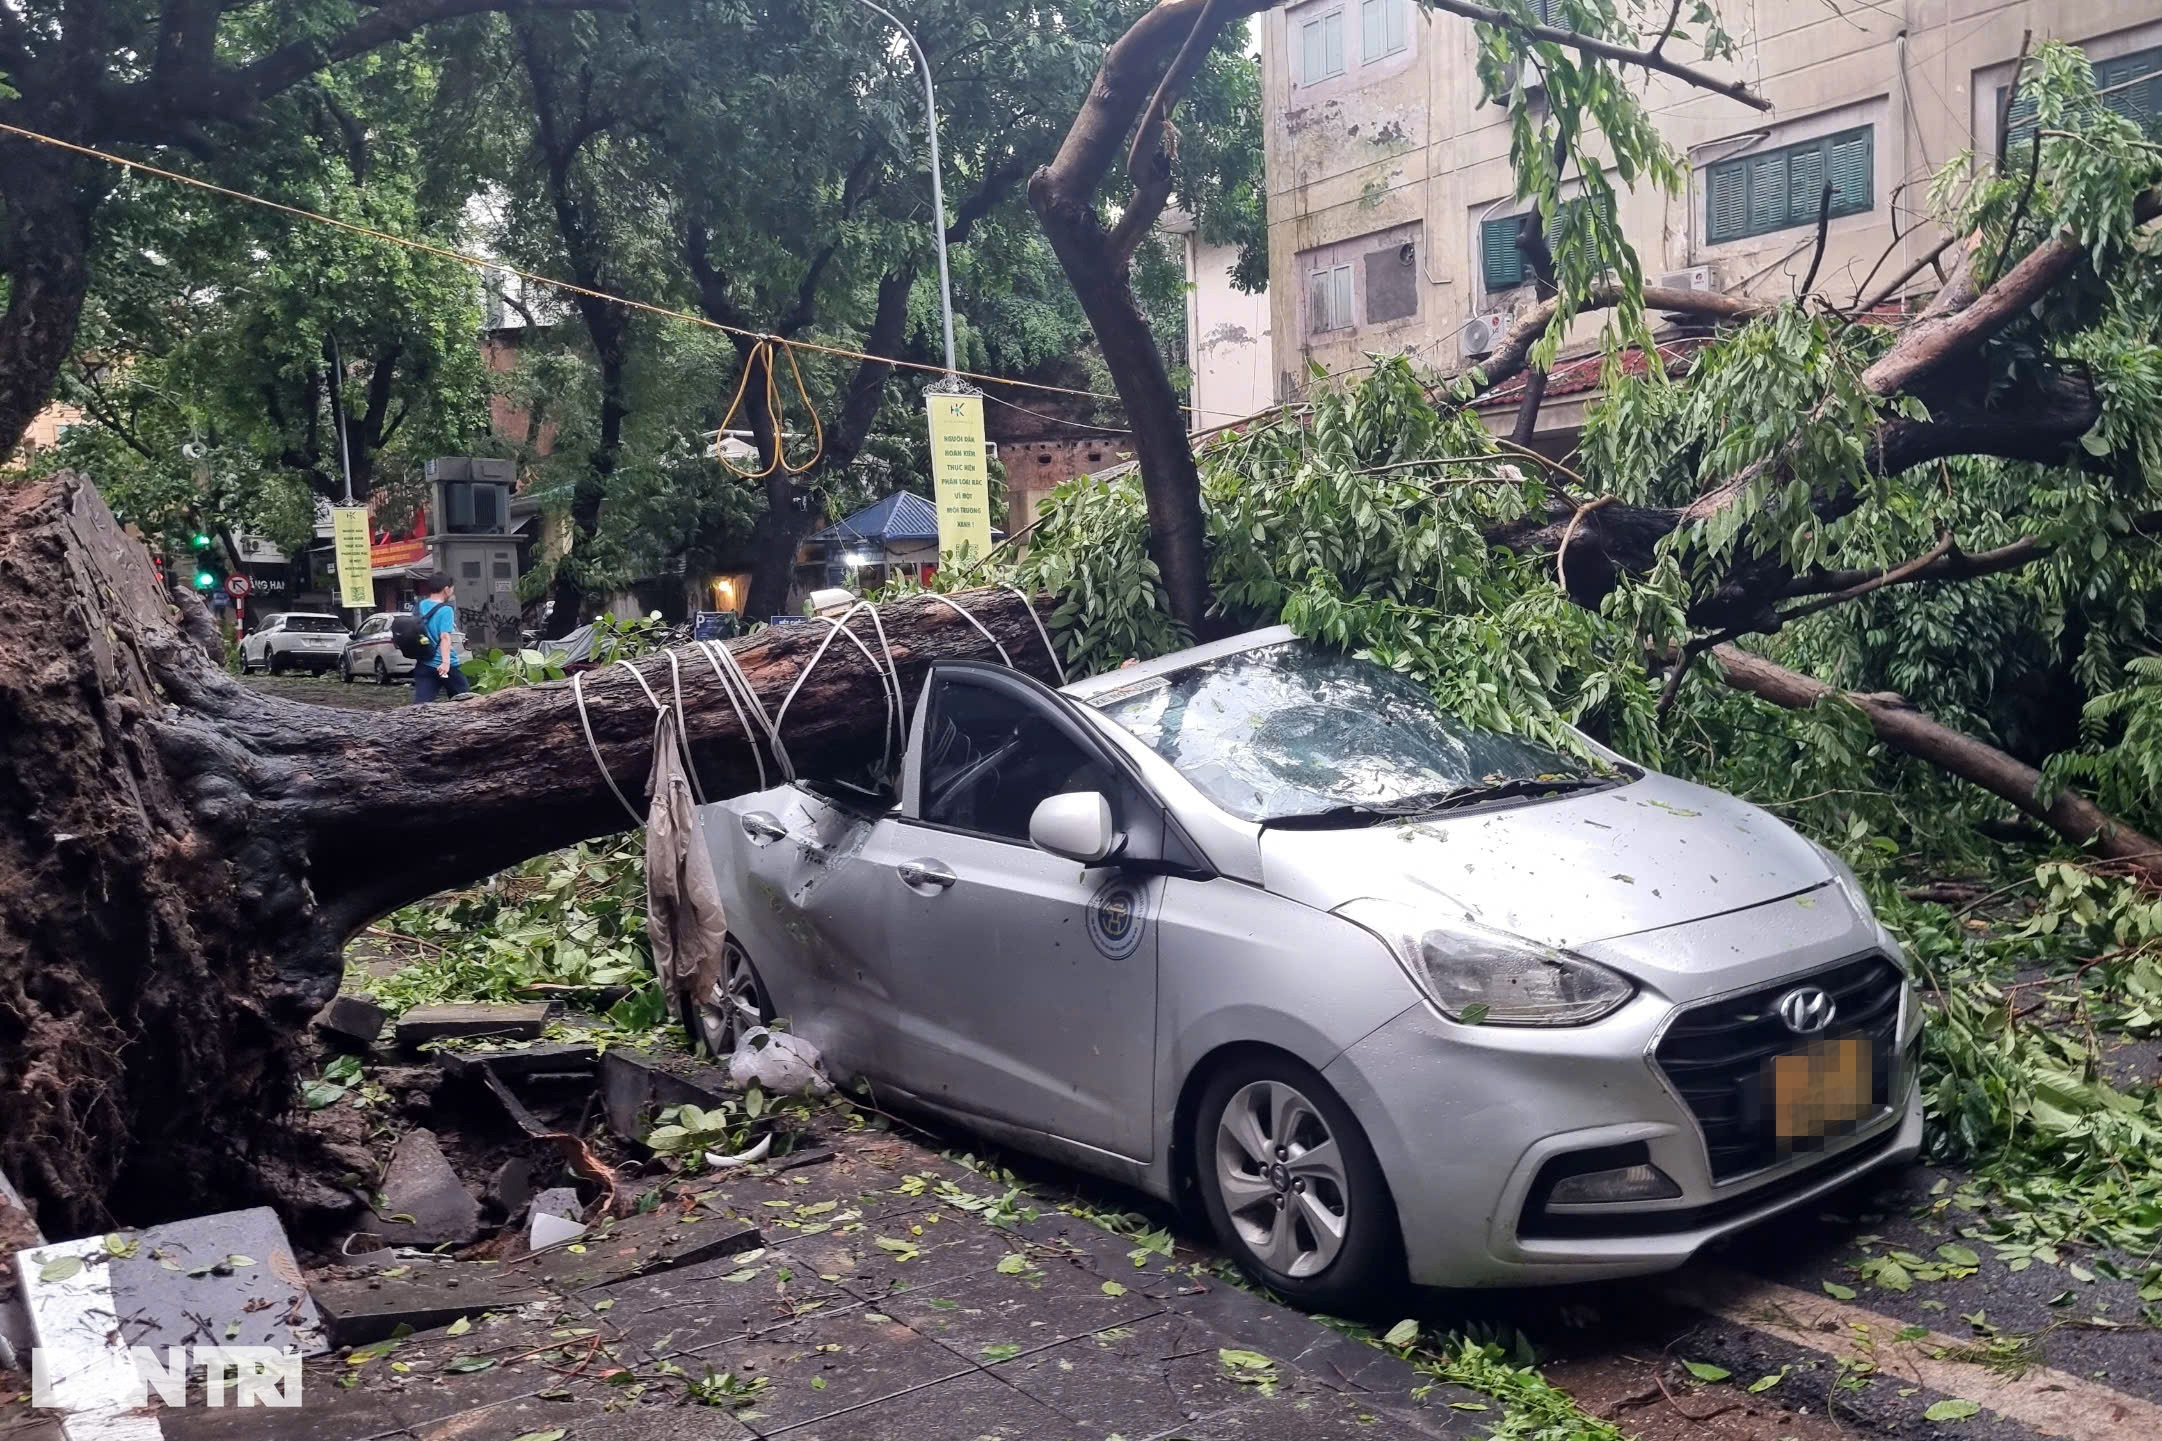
{"left": 1309, "top": 263, "right": 1355, "bottom": 333}
{"left": 1360, "top": 0, "right": 1410, "bottom": 62}
{"left": 1299, "top": 7, "right": 1346, "bottom": 84}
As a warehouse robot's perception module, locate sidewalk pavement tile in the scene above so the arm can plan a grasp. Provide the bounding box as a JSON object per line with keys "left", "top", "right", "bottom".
{"left": 1164, "top": 1383, "right": 1472, "bottom": 1441}
{"left": 883, "top": 1259, "right": 1166, "bottom": 1363}
{"left": 688, "top": 1308, "right": 973, "bottom": 1434}
{"left": 404, "top": 1391, "right": 754, "bottom": 1441}
{"left": 759, "top": 1370, "right": 1084, "bottom": 1441}
{"left": 152, "top": 1359, "right": 401, "bottom": 1441}
{"left": 369, "top": 1305, "right": 635, "bottom": 1429}
{"left": 586, "top": 1247, "right": 850, "bottom": 1359}
{"left": 987, "top": 1310, "right": 1267, "bottom": 1439}
{"left": 783, "top": 1214, "right": 1042, "bottom": 1302}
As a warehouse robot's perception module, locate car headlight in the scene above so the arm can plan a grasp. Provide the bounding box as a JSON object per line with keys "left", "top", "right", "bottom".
{"left": 1337, "top": 900, "right": 1634, "bottom": 1026}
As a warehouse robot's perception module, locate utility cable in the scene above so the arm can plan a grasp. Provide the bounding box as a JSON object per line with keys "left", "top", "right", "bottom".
{"left": 0, "top": 119, "right": 1253, "bottom": 421}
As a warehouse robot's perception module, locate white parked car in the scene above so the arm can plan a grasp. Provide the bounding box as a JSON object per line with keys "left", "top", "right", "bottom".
{"left": 238, "top": 612, "right": 351, "bottom": 675}
{"left": 341, "top": 612, "right": 418, "bottom": 684}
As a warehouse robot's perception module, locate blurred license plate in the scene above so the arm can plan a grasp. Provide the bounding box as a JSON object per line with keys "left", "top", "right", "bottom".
{"left": 1768, "top": 1036, "right": 1873, "bottom": 1143}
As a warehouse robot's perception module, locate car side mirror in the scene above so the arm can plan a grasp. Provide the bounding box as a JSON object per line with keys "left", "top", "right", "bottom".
{"left": 1029, "top": 791, "right": 1121, "bottom": 866}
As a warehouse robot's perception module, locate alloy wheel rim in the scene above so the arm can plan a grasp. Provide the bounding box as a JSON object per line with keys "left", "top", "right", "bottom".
{"left": 1214, "top": 1079, "right": 1350, "bottom": 1279}
{"left": 698, "top": 946, "right": 763, "bottom": 1057}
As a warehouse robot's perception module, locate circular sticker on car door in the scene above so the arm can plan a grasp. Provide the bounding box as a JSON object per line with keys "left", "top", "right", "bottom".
{"left": 1086, "top": 877, "right": 1150, "bottom": 961}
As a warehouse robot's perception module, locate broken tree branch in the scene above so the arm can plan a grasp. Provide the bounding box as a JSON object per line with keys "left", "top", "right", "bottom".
{"left": 1710, "top": 646, "right": 2162, "bottom": 884}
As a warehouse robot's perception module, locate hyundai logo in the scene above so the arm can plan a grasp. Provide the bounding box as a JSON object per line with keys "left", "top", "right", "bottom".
{"left": 1777, "top": 985, "right": 1837, "bottom": 1035}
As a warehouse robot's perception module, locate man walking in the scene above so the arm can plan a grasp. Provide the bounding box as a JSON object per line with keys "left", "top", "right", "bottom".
{"left": 410, "top": 573, "right": 469, "bottom": 703}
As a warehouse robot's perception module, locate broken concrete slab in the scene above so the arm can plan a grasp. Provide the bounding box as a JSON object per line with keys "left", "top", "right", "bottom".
{"left": 482, "top": 1159, "right": 533, "bottom": 1222}
{"left": 392, "top": 1002, "right": 549, "bottom": 1048}
{"left": 309, "top": 1262, "right": 549, "bottom": 1347}
{"left": 13, "top": 1206, "right": 325, "bottom": 1431}
{"left": 364, "top": 1130, "right": 480, "bottom": 1249}
{"left": 432, "top": 1039, "right": 599, "bottom": 1081}
{"left": 515, "top": 1206, "right": 761, "bottom": 1292}
{"left": 311, "top": 994, "right": 386, "bottom": 1048}
{"left": 597, "top": 1049, "right": 735, "bottom": 1142}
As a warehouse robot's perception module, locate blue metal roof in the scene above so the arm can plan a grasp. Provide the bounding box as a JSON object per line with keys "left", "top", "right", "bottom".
{"left": 808, "top": 491, "right": 942, "bottom": 545}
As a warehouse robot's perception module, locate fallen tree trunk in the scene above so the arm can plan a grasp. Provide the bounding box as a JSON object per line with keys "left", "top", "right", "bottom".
{"left": 1711, "top": 645, "right": 2162, "bottom": 885}
{"left": 0, "top": 472, "right": 1057, "bottom": 1235}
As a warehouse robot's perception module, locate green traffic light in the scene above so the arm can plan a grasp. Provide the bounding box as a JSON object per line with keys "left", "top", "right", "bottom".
{"left": 190, "top": 532, "right": 211, "bottom": 548}
{"left": 193, "top": 570, "right": 216, "bottom": 590}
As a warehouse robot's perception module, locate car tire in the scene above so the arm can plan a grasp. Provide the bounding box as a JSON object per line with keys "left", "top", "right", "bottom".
{"left": 375, "top": 658, "right": 393, "bottom": 685}
{"left": 691, "top": 938, "right": 772, "bottom": 1060}
{"left": 238, "top": 653, "right": 254, "bottom": 675}
{"left": 1192, "top": 1054, "right": 1402, "bottom": 1313}
{"left": 340, "top": 660, "right": 355, "bottom": 683}
{"left": 268, "top": 651, "right": 287, "bottom": 675}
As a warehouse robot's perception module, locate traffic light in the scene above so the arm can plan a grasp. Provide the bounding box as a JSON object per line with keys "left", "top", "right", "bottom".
{"left": 190, "top": 531, "right": 212, "bottom": 550}
{"left": 193, "top": 569, "right": 217, "bottom": 590}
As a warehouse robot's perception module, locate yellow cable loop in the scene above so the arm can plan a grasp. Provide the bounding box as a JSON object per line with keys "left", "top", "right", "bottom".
{"left": 713, "top": 337, "right": 826, "bottom": 479}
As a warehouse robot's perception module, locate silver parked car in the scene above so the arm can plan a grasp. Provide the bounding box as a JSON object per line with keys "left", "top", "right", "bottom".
{"left": 701, "top": 627, "right": 1921, "bottom": 1306}
{"left": 342, "top": 612, "right": 418, "bottom": 684}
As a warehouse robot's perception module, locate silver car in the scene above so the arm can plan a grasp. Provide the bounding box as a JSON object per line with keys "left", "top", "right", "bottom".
{"left": 701, "top": 626, "right": 1922, "bottom": 1306}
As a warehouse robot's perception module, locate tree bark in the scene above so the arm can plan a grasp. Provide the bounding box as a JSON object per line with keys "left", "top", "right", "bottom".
{"left": 1711, "top": 645, "right": 2162, "bottom": 884}
{"left": 0, "top": 471, "right": 1056, "bottom": 1236}
{"left": 0, "top": 138, "right": 97, "bottom": 457}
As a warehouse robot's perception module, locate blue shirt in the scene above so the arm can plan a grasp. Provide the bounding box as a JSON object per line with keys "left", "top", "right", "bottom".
{"left": 416, "top": 598, "right": 460, "bottom": 666}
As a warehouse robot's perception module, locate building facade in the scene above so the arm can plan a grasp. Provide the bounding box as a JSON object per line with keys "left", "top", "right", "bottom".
{"left": 1258, "top": 0, "right": 2162, "bottom": 440}
{"left": 1163, "top": 209, "right": 1278, "bottom": 432}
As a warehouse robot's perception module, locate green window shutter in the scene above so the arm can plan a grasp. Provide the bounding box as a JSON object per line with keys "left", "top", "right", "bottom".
{"left": 1746, "top": 152, "right": 1786, "bottom": 235}
{"left": 1481, "top": 218, "right": 1526, "bottom": 290}
{"left": 1705, "top": 158, "right": 1748, "bottom": 243}
{"left": 1785, "top": 138, "right": 1827, "bottom": 227}
{"left": 1999, "top": 83, "right": 2041, "bottom": 149}
{"left": 2097, "top": 47, "right": 2162, "bottom": 136}
{"left": 1827, "top": 128, "right": 1872, "bottom": 215}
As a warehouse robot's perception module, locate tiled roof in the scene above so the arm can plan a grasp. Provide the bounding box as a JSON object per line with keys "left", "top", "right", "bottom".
{"left": 808, "top": 490, "right": 942, "bottom": 544}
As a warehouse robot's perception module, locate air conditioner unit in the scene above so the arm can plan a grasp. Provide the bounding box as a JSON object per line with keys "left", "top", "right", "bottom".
{"left": 1656, "top": 266, "right": 1719, "bottom": 294}
{"left": 1461, "top": 312, "right": 1509, "bottom": 359}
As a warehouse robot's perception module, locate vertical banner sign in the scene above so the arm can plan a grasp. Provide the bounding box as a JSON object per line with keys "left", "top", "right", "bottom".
{"left": 925, "top": 392, "right": 993, "bottom": 561}
{"left": 331, "top": 506, "right": 373, "bottom": 610}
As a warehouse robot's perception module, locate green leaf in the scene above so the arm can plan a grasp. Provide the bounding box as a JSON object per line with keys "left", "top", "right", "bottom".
{"left": 1681, "top": 1360, "right": 1730, "bottom": 1382}
{"left": 995, "top": 1253, "right": 1029, "bottom": 1275}
{"left": 1747, "top": 1368, "right": 1787, "bottom": 1393}
{"left": 1382, "top": 1319, "right": 1419, "bottom": 1348}
{"left": 1923, "top": 1398, "right": 1981, "bottom": 1422}
{"left": 1218, "top": 1349, "right": 1273, "bottom": 1372}
{"left": 1936, "top": 1243, "right": 1980, "bottom": 1268}
{"left": 445, "top": 1316, "right": 471, "bottom": 1337}
{"left": 445, "top": 1357, "right": 496, "bottom": 1374}
{"left": 38, "top": 1256, "right": 84, "bottom": 1283}
{"left": 1101, "top": 1281, "right": 1128, "bottom": 1297}
{"left": 981, "top": 1344, "right": 1022, "bottom": 1362}
{"left": 1822, "top": 1280, "right": 1857, "bottom": 1300}
{"left": 1458, "top": 1003, "right": 1490, "bottom": 1026}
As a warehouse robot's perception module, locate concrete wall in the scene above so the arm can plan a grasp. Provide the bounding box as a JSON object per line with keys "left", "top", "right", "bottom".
{"left": 1001, "top": 436, "right": 1132, "bottom": 530}
{"left": 1259, "top": 0, "right": 2162, "bottom": 412}
{"left": 1184, "top": 233, "right": 1278, "bottom": 427}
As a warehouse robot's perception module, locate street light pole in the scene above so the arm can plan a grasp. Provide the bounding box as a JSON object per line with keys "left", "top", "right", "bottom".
{"left": 846, "top": 0, "right": 957, "bottom": 376}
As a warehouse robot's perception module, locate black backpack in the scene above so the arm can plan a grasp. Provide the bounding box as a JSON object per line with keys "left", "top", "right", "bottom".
{"left": 391, "top": 600, "right": 445, "bottom": 660}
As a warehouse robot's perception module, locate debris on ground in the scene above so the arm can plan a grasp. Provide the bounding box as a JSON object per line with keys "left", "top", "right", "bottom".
{"left": 363, "top": 1130, "right": 481, "bottom": 1248}
{"left": 598, "top": 1049, "right": 736, "bottom": 1142}
{"left": 311, "top": 994, "right": 387, "bottom": 1048}
{"left": 726, "top": 1025, "right": 831, "bottom": 1096}
{"left": 527, "top": 1188, "right": 585, "bottom": 1249}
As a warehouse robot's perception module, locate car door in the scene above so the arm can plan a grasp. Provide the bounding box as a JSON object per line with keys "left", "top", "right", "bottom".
{"left": 871, "top": 665, "right": 1162, "bottom": 1160}
{"left": 251, "top": 617, "right": 280, "bottom": 663}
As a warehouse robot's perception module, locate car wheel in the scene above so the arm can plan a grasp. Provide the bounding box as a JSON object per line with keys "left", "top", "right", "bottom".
{"left": 375, "top": 658, "right": 393, "bottom": 685}
{"left": 1193, "top": 1056, "right": 1401, "bottom": 1311}
{"left": 340, "top": 659, "right": 355, "bottom": 683}
{"left": 268, "top": 651, "right": 287, "bottom": 675}
{"left": 693, "top": 939, "right": 771, "bottom": 1059}
{"left": 238, "top": 652, "right": 254, "bottom": 675}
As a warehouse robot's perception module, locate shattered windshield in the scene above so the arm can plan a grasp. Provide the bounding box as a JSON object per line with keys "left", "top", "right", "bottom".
{"left": 1086, "top": 642, "right": 1601, "bottom": 823}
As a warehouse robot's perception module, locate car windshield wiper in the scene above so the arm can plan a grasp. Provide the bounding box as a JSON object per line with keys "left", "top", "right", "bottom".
{"left": 1396, "top": 774, "right": 1613, "bottom": 814}
{"left": 1264, "top": 775, "right": 1612, "bottom": 828}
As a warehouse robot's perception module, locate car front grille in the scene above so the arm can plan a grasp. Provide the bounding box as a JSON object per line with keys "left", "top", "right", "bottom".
{"left": 1653, "top": 953, "right": 1905, "bottom": 1182}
